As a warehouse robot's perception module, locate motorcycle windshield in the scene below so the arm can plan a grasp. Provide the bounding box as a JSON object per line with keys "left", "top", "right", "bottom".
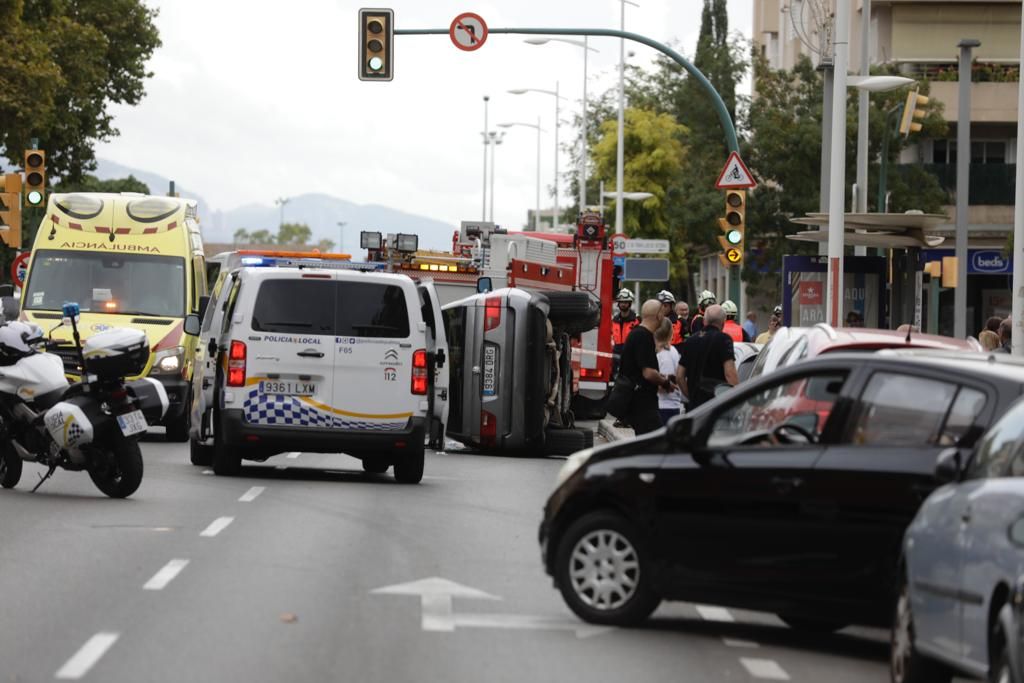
{"left": 24, "top": 250, "right": 186, "bottom": 318}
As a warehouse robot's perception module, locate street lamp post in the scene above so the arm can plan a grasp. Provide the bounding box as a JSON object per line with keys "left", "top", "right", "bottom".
{"left": 498, "top": 119, "right": 544, "bottom": 231}
{"left": 336, "top": 221, "right": 346, "bottom": 253}
{"left": 615, "top": 0, "right": 640, "bottom": 235}
{"left": 825, "top": 0, "right": 851, "bottom": 328}
{"left": 955, "top": 39, "right": 981, "bottom": 339}
{"left": 523, "top": 37, "right": 600, "bottom": 213}
{"left": 488, "top": 130, "right": 505, "bottom": 223}
{"left": 274, "top": 197, "right": 290, "bottom": 230}
{"left": 509, "top": 85, "right": 566, "bottom": 229}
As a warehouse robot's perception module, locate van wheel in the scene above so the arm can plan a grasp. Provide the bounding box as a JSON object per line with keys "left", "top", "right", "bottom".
{"left": 165, "top": 412, "right": 190, "bottom": 443}
{"left": 544, "top": 427, "right": 590, "bottom": 456}
{"left": 393, "top": 446, "right": 424, "bottom": 484}
{"left": 211, "top": 422, "right": 241, "bottom": 476}
{"left": 190, "top": 438, "right": 213, "bottom": 466}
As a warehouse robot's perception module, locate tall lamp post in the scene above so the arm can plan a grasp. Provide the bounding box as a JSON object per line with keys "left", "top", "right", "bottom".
{"left": 481, "top": 95, "right": 490, "bottom": 221}
{"left": 274, "top": 197, "right": 290, "bottom": 230}
{"left": 615, "top": 0, "right": 640, "bottom": 235}
{"left": 336, "top": 221, "right": 346, "bottom": 253}
{"left": 509, "top": 84, "right": 566, "bottom": 228}
{"left": 487, "top": 130, "right": 506, "bottom": 223}
{"left": 498, "top": 118, "right": 544, "bottom": 231}
{"left": 523, "top": 37, "right": 599, "bottom": 212}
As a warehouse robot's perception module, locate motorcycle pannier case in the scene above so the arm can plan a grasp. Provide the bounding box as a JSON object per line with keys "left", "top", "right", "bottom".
{"left": 126, "top": 378, "right": 169, "bottom": 422}
{"left": 82, "top": 328, "right": 149, "bottom": 378}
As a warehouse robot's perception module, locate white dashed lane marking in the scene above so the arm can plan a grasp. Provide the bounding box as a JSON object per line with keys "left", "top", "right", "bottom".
{"left": 55, "top": 632, "right": 119, "bottom": 680}
{"left": 199, "top": 516, "right": 234, "bottom": 538}
{"left": 285, "top": 452, "right": 300, "bottom": 459}
{"left": 722, "top": 638, "right": 760, "bottom": 648}
{"left": 695, "top": 605, "right": 735, "bottom": 622}
{"left": 238, "top": 486, "right": 265, "bottom": 503}
{"left": 143, "top": 559, "right": 189, "bottom": 591}
{"left": 740, "top": 658, "right": 791, "bottom": 680}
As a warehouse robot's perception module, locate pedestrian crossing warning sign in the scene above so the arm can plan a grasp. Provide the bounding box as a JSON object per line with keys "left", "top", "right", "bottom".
{"left": 715, "top": 151, "right": 757, "bottom": 190}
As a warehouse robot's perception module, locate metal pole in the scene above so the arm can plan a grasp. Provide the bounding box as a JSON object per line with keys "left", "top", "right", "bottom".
{"left": 855, "top": 0, "right": 871, "bottom": 257}
{"left": 955, "top": 40, "right": 979, "bottom": 339}
{"left": 818, "top": 62, "right": 833, "bottom": 256}
{"left": 554, "top": 80, "right": 560, "bottom": 230}
{"left": 615, "top": 4, "right": 627, "bottom": 234}
{"left": 535, "top": 116, "right": 542, "bottom": 231}
{"left": 489, "top": 133, "right": 498, "bottom": 223}
{"left": 580, "top": 36, "right": 589, "bottom": 212}
{"left": 826, "top": 0, "right": 851, "bottom": 327}
{"left": 1013, "top": 23, "right": 1024, "bottom": 355}
{"left": 482, "top": 96, "right": 489, "bottom": 221}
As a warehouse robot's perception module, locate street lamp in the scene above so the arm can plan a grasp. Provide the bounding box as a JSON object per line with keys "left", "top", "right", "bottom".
{"left": 487, "top": 130, "right": 505, "bottom": 223}
{"left": 274, "top": 197, "right": 290, "bottom": 230}
{"left": 509, "top": 84, "right": 566, "bottom": 228}
{"left": 498, "top": 119, "right": 545, "bottom": 231}
{"left": 523, "top": 38, "right": 599, "bottom": 213}
{"left": 336, "top": 221, "right": 347, "bottom": 253}
{"left": 599, "top": 186, "right": 653, "bottom": 226}
{"left": 615, "top": 0, "right": 640, "bottom": 235}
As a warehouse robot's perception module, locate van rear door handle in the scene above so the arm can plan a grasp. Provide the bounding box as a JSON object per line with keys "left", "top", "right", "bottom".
{"left": 297, "top": 350, "right": 325, "bottom": 358}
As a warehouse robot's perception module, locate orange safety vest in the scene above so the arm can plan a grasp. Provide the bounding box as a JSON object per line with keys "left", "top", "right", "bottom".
{"left": 611, "top": 315, "right": 639, "bottom": 346}
{"left": 671, "top": 318, "right": 686, "bottom": 345}
{"left": 723, "top": 319, "right": 745, "bottom": 343}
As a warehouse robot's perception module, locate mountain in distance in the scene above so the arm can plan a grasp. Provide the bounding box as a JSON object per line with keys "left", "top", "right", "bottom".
{"left": 93, "top": 159, "right": 457, "bottom": 251}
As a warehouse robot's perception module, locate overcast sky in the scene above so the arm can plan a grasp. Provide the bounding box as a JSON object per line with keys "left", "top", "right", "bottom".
{"left": 96, "top": 0, "right": 753, "bottom": 231}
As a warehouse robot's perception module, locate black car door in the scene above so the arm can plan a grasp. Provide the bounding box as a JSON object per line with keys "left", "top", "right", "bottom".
{"left": 652, "top": 367, "right": 852, "bottom": 601}
{"left": 800, "top": 367, "right": 992, "bottom": 616}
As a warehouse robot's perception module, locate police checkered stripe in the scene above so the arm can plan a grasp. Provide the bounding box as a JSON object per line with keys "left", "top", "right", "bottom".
{"left": 67, "top": 421, "right": 85, "bottom": 443}
{"left": 242, "top": 390, "right": 406, "bottom": 431}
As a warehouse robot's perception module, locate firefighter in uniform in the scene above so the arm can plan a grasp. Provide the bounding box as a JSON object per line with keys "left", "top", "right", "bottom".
{"left": 690, "top": 290, "right": 717, "bottom": 336}
{"left": 611, "top": 288, "right": 639, "bottom": 352}
{"left": 721, "top": 300, "right": 751, "bottom": 342}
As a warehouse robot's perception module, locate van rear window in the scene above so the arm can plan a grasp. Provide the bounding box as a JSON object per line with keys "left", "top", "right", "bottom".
{"left": 252, "top": 280, "right": 335, "bottom": 334}
{"left": 336, "top": 282, "right": 409, "bottom": 338}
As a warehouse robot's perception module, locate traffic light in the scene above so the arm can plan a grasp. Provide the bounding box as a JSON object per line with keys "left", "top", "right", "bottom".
{"left": 899, "top": 90, "right": 930, "bottom": 137}
{"left": 23, "top": 149, "right": 45, "bottom": 207}
{"left": 0, "top": 174, "right": 23, "bottom": 248}
{"left": 358, "top": 8, "right": 393, "bottom": 81}
{"left": 717, "top": 189, "right": 745, "bottom": 268}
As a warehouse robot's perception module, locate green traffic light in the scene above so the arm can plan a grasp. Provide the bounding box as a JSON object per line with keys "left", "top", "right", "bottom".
{"left": 26, "top": 190, "right": 43, "bottom": 206}
{"left": 726, "top": 229, "right": 742, "bottom": 245}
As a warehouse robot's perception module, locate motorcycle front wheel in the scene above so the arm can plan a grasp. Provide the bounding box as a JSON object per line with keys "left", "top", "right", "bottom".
{"left": 0, "top": 448, "right": 22, "bottom": 489}
{"left": 88, "top": 433, "right": 143, "bottom": 498}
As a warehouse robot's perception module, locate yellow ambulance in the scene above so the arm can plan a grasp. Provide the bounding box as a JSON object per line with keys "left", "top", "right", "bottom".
{"left": 20, "top": 193, "right": 207, "bottom": 441}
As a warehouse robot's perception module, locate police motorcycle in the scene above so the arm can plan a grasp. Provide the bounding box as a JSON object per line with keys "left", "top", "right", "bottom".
{"left": 0, "top": 302, "right": 172, "bottom": 498}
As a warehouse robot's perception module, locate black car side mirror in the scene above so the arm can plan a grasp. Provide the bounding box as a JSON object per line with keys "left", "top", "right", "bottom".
{"left": 476, "top": 276, "right": 493, "bottom": 294}
{"left": 667, "top": 415, "right": 692, "bottom": 450}
{"left": 934, "top": 447, "right": 963, "bottom": 484}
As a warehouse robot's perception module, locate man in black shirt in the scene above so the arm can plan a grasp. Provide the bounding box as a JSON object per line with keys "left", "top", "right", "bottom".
{"left": 676, "top": 304, "right": 739, "bottom": 409}
{"left": 619, "top": 299, "right": 677, "bottom": 435}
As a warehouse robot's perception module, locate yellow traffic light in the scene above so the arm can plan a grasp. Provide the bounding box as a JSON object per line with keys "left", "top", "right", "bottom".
{"left": 359, "top": 8, "right": 394, "bottom": 81}
{"left": 717, "top": 189, "right": 745, "bottom": 266}
{"left": 23, "top": 149, "right": 45, "bottom": 207}
{"left": 0, "top": 173, "right": 23, "bottom": 248}
{"left": 899, "top": 90, "right": 930, "bottom": 137}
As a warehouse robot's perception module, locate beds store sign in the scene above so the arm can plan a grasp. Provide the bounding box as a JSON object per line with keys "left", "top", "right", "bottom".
{"left": 971, "top": 250, "right": 1011, "bottom": 274}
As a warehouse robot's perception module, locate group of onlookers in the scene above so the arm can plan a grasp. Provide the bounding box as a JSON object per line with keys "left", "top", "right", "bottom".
{"left": 979, "top": 316, "right": 1014, "bottom": 353}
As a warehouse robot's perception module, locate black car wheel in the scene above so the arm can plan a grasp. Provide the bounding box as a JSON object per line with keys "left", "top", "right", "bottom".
{"left": 555, "top": 511, "right": 660, "bottom": 626}
{"left": 393, "top": 445, "right": 424, "bottom": 484}
{"left": 891, "top": 574, "right": 952, "bottom": 683}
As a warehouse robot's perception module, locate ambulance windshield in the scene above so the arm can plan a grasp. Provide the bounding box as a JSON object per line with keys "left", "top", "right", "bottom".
{"left": 24, "top": 250, "right": 186, "bottom": 317}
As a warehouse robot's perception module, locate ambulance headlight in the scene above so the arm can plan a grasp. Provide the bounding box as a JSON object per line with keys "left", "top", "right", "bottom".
{"left": 152, "top": 346, "right": 184, "bottom": 375}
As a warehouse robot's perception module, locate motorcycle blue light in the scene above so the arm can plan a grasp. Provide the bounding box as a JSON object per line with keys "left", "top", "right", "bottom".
{"left": 61, "top": 302, "right": 81, "bottom": 318}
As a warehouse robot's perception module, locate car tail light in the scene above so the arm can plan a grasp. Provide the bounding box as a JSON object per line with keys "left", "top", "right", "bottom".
{"left": 228, "top": 340, "right": 246, "bottom": 387}
{"left": 411, "top": 349, "right": 428, "bottom": 395}
{"left": 480, "top": 409, "right": 497, "bottom": 447}
{"left": 484, "top": 295, "right": 502, "bottom": 332}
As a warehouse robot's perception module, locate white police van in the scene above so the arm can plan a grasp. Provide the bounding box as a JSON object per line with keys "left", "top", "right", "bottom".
{"left": 188, "top": 254, "right": 446, "bottom": 483}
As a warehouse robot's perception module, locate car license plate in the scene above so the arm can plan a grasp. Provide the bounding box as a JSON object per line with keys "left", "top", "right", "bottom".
{"left": 259, "top": 380, "right": 316, "bottom": 396}
{"left": 117, "top": 410, "right": 148, "bottom": 437}
{"left": 482, "top": 345, "right": 498, "bottom": 396}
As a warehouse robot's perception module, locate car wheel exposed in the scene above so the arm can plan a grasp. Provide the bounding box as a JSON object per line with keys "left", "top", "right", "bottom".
{"left": 555, "top": 511, "right": 660, "bottom": 626}
{"left": 890, "top": 574, "right": 952, "bottom": 683}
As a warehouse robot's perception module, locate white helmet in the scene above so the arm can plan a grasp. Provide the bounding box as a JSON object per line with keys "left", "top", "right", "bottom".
{"left": 699, "top": 290, "right": 716, "bottom": 307}
{"left": 721, "top": 300, "right": 739, "bottom": 317}
{"left": 615, "top": 288, "right": 634, "bottom": 303}
{"left": 656, "top": 290, "right": 676, "bottom": 305}
{"left": 0, "top": 321, "right": 41, "bottom": 358}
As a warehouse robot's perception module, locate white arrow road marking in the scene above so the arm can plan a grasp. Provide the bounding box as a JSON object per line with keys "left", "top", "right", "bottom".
{"left": 371, "top": 577, "right": 614, "bottom": 638}
{"left": 285, "top": 452, "right": 300, "bottom": 459}
{"left": 200, "top": 516, "right": 234, "bottom": 538}
{"left": 740, "top": 658, "right": 791, "bottom": 680}
{"left": 695, "top": 605, "right": 735, "bottom": 622}
{"left": 143, "top": 559, "right": 189, "bottom": 591}
{"left": 238, "top": 486, "right": 264, "bottom": 502}
{"left": 56, "top": 632, "right": 119, "bottom": 679}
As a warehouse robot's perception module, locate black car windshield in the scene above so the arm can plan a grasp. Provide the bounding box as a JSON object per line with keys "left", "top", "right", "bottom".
{"left": 24, "top": 250, "right": 186, "bottom": 317}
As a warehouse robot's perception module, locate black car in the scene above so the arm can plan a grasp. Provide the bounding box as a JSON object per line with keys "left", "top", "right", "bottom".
{"left": 540, "top": 350, "right": 1024, "bottom": 628}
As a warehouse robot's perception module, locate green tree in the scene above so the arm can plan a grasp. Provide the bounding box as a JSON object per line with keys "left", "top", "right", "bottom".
{"left": 232, "top": 228, "right": 251, "bottom": 245}
{"left": 277, "top": 222, "right": 312, "bottom": 246}
{"left": 315, "top": 238, "right": 335, "bottom": 252}
{"left": 247, "top": 229, "right": 276, "bottom": 245}
{"left": 0, "top": 0, "right": 161, "bottom": 181}
{"left": 54, "top": 174, "right": 149, "bottom": 194}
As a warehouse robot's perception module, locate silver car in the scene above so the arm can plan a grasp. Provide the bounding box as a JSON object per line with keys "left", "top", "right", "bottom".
{"left": 894, "top": 396, "right": 1024, "bottom": 683}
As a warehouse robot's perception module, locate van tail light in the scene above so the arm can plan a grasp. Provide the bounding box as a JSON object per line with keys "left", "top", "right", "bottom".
{"left": 484, "top": 295, "right": 502, "bottom": 332}
{"left": 227, "top": 340, "right": 247, "bottom": 387}
{"left": 580, "top": 368, "right": 605, "bottom": 379}
{"left": 411, "top": 349, "right": 428, "bottom": 395}
{"left": 480, "top": 410, "right": 497, "bottom": 447}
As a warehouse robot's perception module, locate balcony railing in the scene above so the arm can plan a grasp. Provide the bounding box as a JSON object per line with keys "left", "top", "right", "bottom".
{"left": 895, "top": 163, "right": 1016, "bottom": 205}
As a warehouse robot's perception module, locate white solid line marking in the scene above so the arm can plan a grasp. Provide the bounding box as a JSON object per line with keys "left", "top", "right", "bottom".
{"left": 201, "top": 470, "right": 213, "bottom": 475}
{"left": 238, "top": 486, "right": 264, "bottom": 503}
{"left": 285, "top": 452, "right": 300, "bottom": 459}
{"left": 143, "top": 559, "right": 189, "bottom": 591}
{"left": 740, "top": 658, "right": 791, "bottom": 680}
{"left": 722, "top": 638, "right": 760, "bottom": 648}
{"left": 200, "top": 516, "right": 234, "bottom": 537}
{"left": 55, "top": 632, "right": 120, "bottom": 680}
{"left": 695, "top": 604, "right": 735, "bottom": 622}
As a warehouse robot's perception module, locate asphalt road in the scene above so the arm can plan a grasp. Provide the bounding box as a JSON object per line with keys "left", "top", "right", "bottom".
{"left": 0, "top": 433, "right": 944, "bottom": 683}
